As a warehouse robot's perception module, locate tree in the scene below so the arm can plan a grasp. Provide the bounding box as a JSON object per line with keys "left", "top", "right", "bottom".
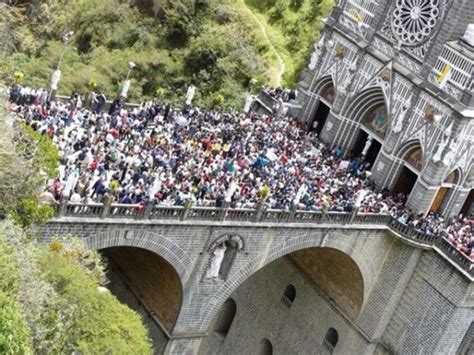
{"left": 0, "top": 235, "right": 32, "bottom": 355}
{"left": 0, "top": 101, "right": 58, "bottom": 225}
{"left": 35, "top": 242, "right": 153, "bottom": 354}
{"left": 1, "top": 0, "right": 276, "bottom": 105}
{"left": 0, "top": 292, "right": 32, "bottom": 355}
{"left": 0, "top": 3, "right": 26, "bottom": 57}
{"left": 0, "top": 221, "right": 153, "bottom": 354}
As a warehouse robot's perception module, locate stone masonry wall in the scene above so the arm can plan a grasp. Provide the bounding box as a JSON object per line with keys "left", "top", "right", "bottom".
{"left": 36, "top": 218, "right": 473, "bottom": 354}
{"left": 200, "top": 257, "right": 370, "bottom": 355}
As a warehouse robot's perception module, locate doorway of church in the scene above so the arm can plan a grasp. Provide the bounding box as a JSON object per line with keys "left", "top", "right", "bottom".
{"left": 393, "top": 166, "right": 418, "bottom": 196}
{"left": 310, "top": 101, "right": 330, "bottom": 135}
{"left": 429, "top": 187, "right": 449, "bottom": 213}
{"left": 351, "top": 130, "right": 382, "bottom": 169}
{"left": 460, "top": 189, "right": 473, "bottom": 216}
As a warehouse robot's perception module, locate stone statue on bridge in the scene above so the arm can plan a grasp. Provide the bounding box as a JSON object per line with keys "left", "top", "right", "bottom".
{"left": 206, "top": 243, "right": 227, "bottom": 280}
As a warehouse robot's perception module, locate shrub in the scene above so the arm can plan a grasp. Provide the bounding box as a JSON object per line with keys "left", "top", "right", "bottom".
{"left": 0, "top": 292, "right": 32, "bottom": 355}
{"left": 36, "top": 247, "right": 153, "bottom": 354}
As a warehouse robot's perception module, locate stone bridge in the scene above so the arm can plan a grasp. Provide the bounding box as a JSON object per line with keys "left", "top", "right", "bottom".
{"left": 36, "top": 203, "right": 473, "bottom": 354}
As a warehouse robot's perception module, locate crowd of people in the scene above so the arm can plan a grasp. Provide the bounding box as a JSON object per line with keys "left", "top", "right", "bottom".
{"left": 6, "top": 84, "right": 473, "bottom": 260}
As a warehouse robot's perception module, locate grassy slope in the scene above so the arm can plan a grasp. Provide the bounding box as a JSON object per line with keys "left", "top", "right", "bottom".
{"left": 2, "top": 1, "right": 334, "bottom": 104}
{"left": 232, "top": 0, "right": 285, "bottom": 87}
{"left": 242, "top": 0, "right": 334, "bottom": 88}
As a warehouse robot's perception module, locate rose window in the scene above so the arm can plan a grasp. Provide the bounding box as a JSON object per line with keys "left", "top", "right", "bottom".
{"left": 391, "top": 0, "right": 440, "bottom": 46}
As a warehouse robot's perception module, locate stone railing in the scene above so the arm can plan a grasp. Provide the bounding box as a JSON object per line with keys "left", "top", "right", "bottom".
{"left": 56, "top": 202, "right": 473, "bottom": 277}
{"left": 389, "top": 219, "right": 473, "bottom": 275}
{"left": 57, "top": 202, "right": 392, "bottom": 225}
{"left": 253, "top": 89, "right": 279, "bottom": 114}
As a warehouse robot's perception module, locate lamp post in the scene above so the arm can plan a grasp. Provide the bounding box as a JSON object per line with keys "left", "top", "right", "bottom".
{"left": 120, "top": 61, "right": 136, "bottom": 98}
{"left": 49, "top": 31, "right": 74, "bottom": 101}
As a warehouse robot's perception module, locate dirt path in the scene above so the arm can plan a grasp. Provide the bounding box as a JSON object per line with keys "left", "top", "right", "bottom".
{"left": 241, "top": 3, "right": 285, "bottom": 86}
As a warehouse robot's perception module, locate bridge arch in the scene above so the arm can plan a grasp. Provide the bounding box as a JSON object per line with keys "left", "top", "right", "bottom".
{"left": 83, "top": 230, "right": 192, "bottom": 280}
{"left": 199, "top": 232, "right": 372, "bottom": 332}
{"left": 308, "top": 76, "right": 335, "bottom": 135}
{"left": 83, "top": 230, "right": 193, "bottom": 333}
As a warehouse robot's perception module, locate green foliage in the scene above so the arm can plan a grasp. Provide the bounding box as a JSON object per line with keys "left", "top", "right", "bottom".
{"left": 0, "top": 3, "right": 30, "bottom": 58}
{"left": 0, "top": 236, "right": 32, "bottom": 355}
{"left": 269, "top": 0, "right": 289, "bottom": 22}
{"left": 243, "top": 0, "right": 335, "bottom": 86}
{"left": 10, "top": 198, "right": 55, "bottom": 228}
{"left": 0, "top": 91, "right": 59, "bottom": 226}
{"left": 19, "top": 124, "right": 60, "bottom": 179}
{"left": 3, "top": 0, "right": 279, "bottom": 107}
{"left": 36, "top": 246, "right": 153, "bottom": 354}
{"left": 0, "top": 221, "right": 152, "bottom": 354}
{"left": 0, "top": 236, "right": 20, "bottom": 296}
{"left": 0, "top": 292, "right": 32, "bottom": 355}
{"left": 290, "top": 0, "right": 305, "bottom": 10}
{"left": 0, "top": 120, "right": 59, "bottom": 226}
{"left": 213, "top": 93, "right": 225, "bottom": 107}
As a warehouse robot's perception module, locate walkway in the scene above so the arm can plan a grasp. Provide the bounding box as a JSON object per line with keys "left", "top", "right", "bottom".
{"left": 53, "top": 202, "right": 473, "bottom": 279}
{"left": 239, "top": 1, "right": 285, "bottom": 86}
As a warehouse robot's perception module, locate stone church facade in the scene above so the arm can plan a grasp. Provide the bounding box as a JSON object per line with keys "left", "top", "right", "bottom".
{"left": 296, "top": 0, "right": 473, "bottom": 218}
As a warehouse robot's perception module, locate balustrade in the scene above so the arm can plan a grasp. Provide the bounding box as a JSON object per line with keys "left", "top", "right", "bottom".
{"left": 225, "top": 208, "right": 257, "bottom": 222}
{"left": 55, "top": 201, "right": 472, "bottom": 275}
{"left": 148, "top": 206, "right": 184, "bottom": 220}
{"left": 186, "top": 207, "right": 222, "bottom": 221}
{"left": 109, "top": 204, "right": 144, "bottom": 218}
{"left": 261, "top": 209, "right": 291, "bottom": 223}
{"left": 62, "top": 203, "right": 104, "bottom": 217}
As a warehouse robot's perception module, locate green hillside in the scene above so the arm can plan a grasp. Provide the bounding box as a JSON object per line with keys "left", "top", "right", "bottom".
{"left": 1, "top": 0, "right": 334, "bottom": 107}
{"left": 242, "top": 0, "right": 334, "bottom": 86}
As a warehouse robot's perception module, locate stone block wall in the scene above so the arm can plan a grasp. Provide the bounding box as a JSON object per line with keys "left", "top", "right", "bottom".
{"left": 201, "top": 257, "right": 369, "bottom": 355}
{"left": 36, "top": 218, "right": 473, "bottom": 354}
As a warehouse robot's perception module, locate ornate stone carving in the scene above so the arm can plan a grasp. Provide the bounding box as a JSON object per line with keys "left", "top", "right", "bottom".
{"left": 206, "top": 243, "right": 226, "bottom": 280}
{"left": 397, "top": 53, "right": 422, "bottom": 73}
{"left": 372, "top": 36, "right": 395, "bottom": 58}
{"left": 308, "top": 34, "right": 326, "bottom": 71}
{"left": 337, "top": 58, "right": 358, "bottom": 96}
{"left": 461, "top": 23, "right": 474, "bottom": 46}
{"left": 432, "top": 122, "right": 452, "bottom": 164}
{"left": 380, "top": 0, "right": 451, "bottom": 59}
{"left": 392, "top": 94, "right": 412, "bottom": 134}
{"left": 442, "top": 137, "right": 458, "bottom": 166}
{"left": 391, "top": 0, "right": 440, "bottom": 46}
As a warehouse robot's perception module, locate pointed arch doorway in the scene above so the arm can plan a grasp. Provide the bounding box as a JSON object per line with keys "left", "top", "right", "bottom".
{"left": 429, "top": 169, "right": 460, "bottom": 213}
{"left": 460, "top": 189, "right": 473, "bottom": 216}
{"left": 352, "top": 129, "right": 383, "bottom": 169}
{"left": 310, "top": 80, "right": 334, "bottom": 135}
{"left": 393, "top": 144, "right": 423, "bottom": 197}
{"left": 350, "top": 102, "right": 387, "bottom": 169}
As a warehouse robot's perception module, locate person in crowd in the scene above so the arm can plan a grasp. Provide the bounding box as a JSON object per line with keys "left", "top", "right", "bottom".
{"left": 9, "top": 85, "right": 473, "bottom": 259}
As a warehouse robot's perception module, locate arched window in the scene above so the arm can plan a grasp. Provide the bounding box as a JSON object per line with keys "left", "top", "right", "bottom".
{"left": 258, "top": 338, "right": 273, "bottom": 355}
{"left": 214, "top": 298, "right": 237, "bottom": 338}
{"left": 322, "top": 328, "right": 338, "bottom": 354}
{"left": 281, "top": 284, "right": 296, "bottom": 308}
